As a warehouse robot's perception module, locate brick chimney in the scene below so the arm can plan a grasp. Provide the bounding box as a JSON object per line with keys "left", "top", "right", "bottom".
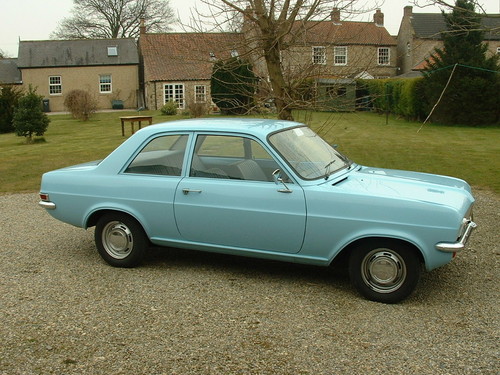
{"left": 331, "top": 8, "right": 341, "bottom": 24}
{"left": 373, "top": 9, "right": 384, "bottom": 26}
{"left": 140, "top": 18, "right": 146, "bottom": 35}
{"left": 404, "top": 6, "right": 413, "bottom": 17}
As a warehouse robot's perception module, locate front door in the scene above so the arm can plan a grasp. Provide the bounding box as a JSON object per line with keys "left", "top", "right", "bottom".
{"left": 174, "top": 134, "right": 306, "bottom": 253}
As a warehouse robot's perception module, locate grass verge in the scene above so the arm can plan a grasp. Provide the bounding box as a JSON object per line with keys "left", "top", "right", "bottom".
{"left": 0, "top": 110, "right": 498, "bottom": 194}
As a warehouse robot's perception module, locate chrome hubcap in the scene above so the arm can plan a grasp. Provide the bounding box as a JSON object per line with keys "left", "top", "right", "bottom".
{"left": 102, "top": 221, "right": 133, "bottom": 259}
{"left": 361, "top": 249, "right": 406, "bottom": 293}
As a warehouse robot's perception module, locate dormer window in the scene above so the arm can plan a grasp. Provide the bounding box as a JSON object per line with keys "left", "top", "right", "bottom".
{"left": 107, "top": 46, "right": 118, "bottom": 56}
{"left": 231, "top": 50, "right": 239, "bottom": 58}
{"left": 210, "top": 52, "right": 216, "bottom": 61}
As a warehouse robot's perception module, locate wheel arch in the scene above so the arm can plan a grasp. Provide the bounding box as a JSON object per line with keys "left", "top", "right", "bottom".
{"left": 333, "top": 236, "right": 425, "bottom": 266}
{"left": 86, "top": 208, "right": 144, "bottom": 231}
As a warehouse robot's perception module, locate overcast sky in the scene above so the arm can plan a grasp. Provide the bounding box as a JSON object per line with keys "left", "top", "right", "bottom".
{"left": 1, "top": 0, "right": 498, "bottom": 57}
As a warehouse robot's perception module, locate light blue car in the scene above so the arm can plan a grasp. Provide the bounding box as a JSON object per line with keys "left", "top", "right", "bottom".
{"left": 39, "top": 118, "right": 476, "bottom": 303}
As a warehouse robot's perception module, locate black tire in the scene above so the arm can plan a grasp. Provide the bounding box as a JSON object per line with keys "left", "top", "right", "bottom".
{"left": 95, "top": 212, "right": 147, "bottom": 268}
{"left": 348, "top": 240, "right": 421, "bottom": 303}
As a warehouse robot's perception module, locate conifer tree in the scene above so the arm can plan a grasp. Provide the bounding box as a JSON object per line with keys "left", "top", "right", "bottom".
{"left": 211, "top": 57, "right": 256, "bottom": 115}
{"left": 422, "top": 0, "right": 499, "bottom": 125}
{"left": 13, "top": 86, "right": 50, "bottom": 142}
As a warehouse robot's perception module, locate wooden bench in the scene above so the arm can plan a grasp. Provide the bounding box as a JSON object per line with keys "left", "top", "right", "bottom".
{"left": 120, "top": 116, "right": 153, "bottom": 136}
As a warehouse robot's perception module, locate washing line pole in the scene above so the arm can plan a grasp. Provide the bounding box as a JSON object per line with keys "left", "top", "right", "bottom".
{"left": 418, "top": 63, "right": 459, "bottom": 133}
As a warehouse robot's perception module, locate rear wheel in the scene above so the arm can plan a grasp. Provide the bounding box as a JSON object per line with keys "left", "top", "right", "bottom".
{"left": 348, "top": 240, "right": 421, "bottom": 303}
{"left": 95, "top": 213, "right": 147, "bottom": 267}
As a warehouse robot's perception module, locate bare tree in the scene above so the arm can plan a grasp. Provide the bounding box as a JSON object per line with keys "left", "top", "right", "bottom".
{"left": 52, "top": 0, "right": 176, "bottom": 39}
{"left": 188, "top": 1, "right": 380, "bottom": 120}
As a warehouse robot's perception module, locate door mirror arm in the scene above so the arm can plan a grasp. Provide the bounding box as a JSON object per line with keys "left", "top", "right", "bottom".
{"left": 272, "top": 169, "right": 292, "bottom": 193}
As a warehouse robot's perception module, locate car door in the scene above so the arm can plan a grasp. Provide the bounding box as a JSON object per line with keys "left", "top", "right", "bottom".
{"left": 174, "top": 133, "right": 306, "bottom": 254}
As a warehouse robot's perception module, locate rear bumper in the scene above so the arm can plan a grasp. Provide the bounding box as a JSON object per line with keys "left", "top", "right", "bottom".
{"left": 436, "top": 220, "right": 477, "bottom": 253}
{"left": 39, "top": 200, "right": 56, "bottom": 210}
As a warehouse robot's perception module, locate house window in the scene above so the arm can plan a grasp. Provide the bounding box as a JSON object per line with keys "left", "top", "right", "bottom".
{"left": 195, "top": 85, "right": 206, "bottom": 103}
{"left": 164, "top": 84, "right": 185, "bottom": 109}
{"left": 49, "top": 76, "right": 62, "bottom": 95}
{"left": 99, "top": 75, "right": 112, "bottom": 93}
{"left": 378, "top": 47, "right": 390, "bottom": 65}
{"left": 497, "top": 47, "right": 500, "bottom": 55}
{"left": 334, "top": 46, "right": 347, "bottom": 65}
{"left": 107, "top": 46, "right": 118, "bottom": 56}
{"left": 312, "top": 46, "right": 326, "bottom": 65}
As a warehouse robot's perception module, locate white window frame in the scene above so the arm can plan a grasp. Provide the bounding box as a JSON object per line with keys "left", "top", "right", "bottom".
{"left": 194, "top": 85, "right": 207, "bottom": 103}
{"left": 312, "top": 46, "right": 326, "bottom": 65}
{"left": 378, "top": 47, "right": 390, "bottom": 65}
{"left": 49, "top": 76, "right": 62, "bottom": 95}
{"left": 334, "top": 46, "right": 348, "bottom": 66}
{"left": 99, "top": 74, "right": 112, "bottom": 93}
{"left": 164, "top": 83, "right": 185, "bottom": 109}
{"left": 497, "top": 47, "right": 500, "bottom": 55}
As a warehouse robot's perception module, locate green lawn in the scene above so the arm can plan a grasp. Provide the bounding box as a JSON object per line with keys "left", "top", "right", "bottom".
{"left": 0, "top": 110, "right": 498, "bottom": 194}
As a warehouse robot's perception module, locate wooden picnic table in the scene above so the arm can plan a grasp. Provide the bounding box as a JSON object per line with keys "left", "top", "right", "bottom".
{"left": 120, "top": 116, "right": 153, "bottom": 136}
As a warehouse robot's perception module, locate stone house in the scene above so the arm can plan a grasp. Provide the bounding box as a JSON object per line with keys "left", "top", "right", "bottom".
{"left": 397, "top": 6, "right": 500, "bottom": 75}
{"left": 138, "top": 27, "right": 243, "bottom": 111}
{"left": 17, "top": 38, "right": 139, "bottom": 112}
{"left": 281, "top": 9, "right": 397, "bottom": 80}
{"left": 241, "top": 8, "right": 396, "bottom": 111}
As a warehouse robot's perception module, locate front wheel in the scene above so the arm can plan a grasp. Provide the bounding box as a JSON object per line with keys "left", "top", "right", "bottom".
{"left": 348, "top": 240, "right": 421, "bottom": 303}
{"left": 95, "top": 213, "right": 147, "bottom": 267}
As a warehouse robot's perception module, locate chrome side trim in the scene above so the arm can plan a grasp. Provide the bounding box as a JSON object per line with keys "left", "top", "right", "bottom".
{"left": 436, "top": 220, "right": 477, "bottom": 253}
{"left": 39, "top": 200, "right": 56, "bottom": 210}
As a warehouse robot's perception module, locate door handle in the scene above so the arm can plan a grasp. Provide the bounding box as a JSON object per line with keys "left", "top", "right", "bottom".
{"left": 182, "top": 188, "right": 202, "bottom": 195}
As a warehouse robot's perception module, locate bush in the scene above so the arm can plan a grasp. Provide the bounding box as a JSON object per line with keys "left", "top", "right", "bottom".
{"left": 0, "top": 85, "right": 23, "bottom": 133}
{"left": 160, "top": 100, "right": 178, "bottom": 115}
{"left": 13, "top": 86, "right": 50, "bottom": 142}
{"left": 64, "top": 89, "right": 97, "bottom": 121}
{"left": 188, "top": 102, "right": 208, "bottom": 118}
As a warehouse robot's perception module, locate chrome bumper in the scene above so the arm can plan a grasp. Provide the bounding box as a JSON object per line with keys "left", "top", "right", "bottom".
{"left": 436, "top": 220, "right": 477, "bottom": 253}
{"left": 39, "top": 200, "right": 56, "bottom": 210}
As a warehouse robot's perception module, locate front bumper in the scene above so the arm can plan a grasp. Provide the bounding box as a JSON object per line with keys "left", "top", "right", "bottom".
{"left": 436, "top": 220, "right": 477, "bottom": 253}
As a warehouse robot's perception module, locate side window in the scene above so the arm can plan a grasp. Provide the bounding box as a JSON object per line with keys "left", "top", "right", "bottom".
{"left": 124, "top": 134, "right": 188, "bottom": 176}
{"left": 191, "top": 135, "right": 282, "bottom": 182}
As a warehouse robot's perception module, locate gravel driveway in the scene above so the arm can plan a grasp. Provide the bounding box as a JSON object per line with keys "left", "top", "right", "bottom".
{"left": 1, "top": 191, "right": 498, "bottom": 375}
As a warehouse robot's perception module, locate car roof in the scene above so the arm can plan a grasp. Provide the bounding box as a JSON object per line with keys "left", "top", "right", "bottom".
{"left": 138, "top": 118, "right": 305, "bottom": 138}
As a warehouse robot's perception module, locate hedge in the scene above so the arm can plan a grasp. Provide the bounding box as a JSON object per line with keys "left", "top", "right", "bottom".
{"left": 358, "top": 78, "right": 426, "bottom": 121}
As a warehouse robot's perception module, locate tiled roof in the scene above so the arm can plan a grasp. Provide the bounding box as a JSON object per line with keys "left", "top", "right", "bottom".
{"left": 291, "top": 21, "right": 396, "bottom": 46}
{"left": 411, "top": 13, "right": 500, "bottom": 40}
{"left": 17, "top": 38, "right": 139, "bottom": 68}
{"left": 139, "top": 33, "right": 244, "bottom": 82}
{"left": 0, "top": 58, "right": 21, "bottom": 84}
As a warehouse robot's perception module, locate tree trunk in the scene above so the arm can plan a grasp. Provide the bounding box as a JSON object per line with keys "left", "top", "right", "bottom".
{"left": 264, "top": 41, "right": 294, "bottom": 121}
